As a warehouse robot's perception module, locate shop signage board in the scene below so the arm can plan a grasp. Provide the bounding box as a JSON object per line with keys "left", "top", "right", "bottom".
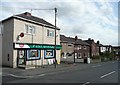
{"left": 14, "top": 43, "right": 62, "bottom": 49}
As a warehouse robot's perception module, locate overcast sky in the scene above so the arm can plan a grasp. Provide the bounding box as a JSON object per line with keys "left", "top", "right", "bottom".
{"left": 0, "top": 0, "right": 119, "bottom": 46}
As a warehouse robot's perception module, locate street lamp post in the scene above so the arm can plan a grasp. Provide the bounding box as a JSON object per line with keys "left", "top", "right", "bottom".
{"left": 74, "top": 36, "right": 78, "bottom": 63}
{"left": 54, "top": 8, "right": 57, "bottom": 68}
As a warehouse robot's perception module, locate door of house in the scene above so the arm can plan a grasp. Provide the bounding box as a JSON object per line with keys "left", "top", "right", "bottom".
{"left": 17, "top": 50, "right": 26, "bottom": 67}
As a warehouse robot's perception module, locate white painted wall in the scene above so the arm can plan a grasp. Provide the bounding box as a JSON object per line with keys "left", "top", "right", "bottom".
{"left": 14, "top": 19, "right": 60, "bottom": 45}
{"left": 13, "top": 18, "right": 61, "bottom": 67}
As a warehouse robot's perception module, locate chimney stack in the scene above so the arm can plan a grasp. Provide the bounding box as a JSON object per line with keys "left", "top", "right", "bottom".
{"left": 24, "top": 12, "right": 31, "bottom": 16}
{"left": 88, "top": 38, "right": 91, "bottom": 40}
{"left": 91, "top": 39, "right": 94, "bottom": 41}
{"left": 97, "top": 41, "right": 100, "bottom": 44}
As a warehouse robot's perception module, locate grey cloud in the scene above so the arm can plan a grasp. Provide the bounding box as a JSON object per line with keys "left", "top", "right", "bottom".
{"left": 72, "top": 26, "right": 85, "bottom": 34}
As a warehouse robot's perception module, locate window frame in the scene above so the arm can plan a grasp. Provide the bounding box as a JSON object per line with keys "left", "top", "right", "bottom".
{"left": 26, "top": 49, "right": 41, "bottom": 60}
{"left": 47, "top": 29, "right": 54, "bottom": 37}
{"left": 77, "top": 53, "right": 82, "bottom": 59}
{"left": 25, "top": 24, "right": 36, "bottom": 35}
{"left": 44, "top": 50, "right": 55, "bottom": 59}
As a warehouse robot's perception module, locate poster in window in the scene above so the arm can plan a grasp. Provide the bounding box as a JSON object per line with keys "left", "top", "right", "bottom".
{"left": 18, "top": 50, "right": 25, "bottom": 65}
{"left": 19, "top": 50, "right": 24, "bottom": 58}
{"left": 27, "top": 50, "right": 40, "bottom": 60}
{"left": 44, "top": 50, "right": 54, "bottom": 59}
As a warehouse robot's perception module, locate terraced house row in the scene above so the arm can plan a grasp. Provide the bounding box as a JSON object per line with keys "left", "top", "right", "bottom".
{"left": 0, "top": 12, "right": 116, "bottom": 69}
{"left": 60, "top": 35, "right": 112, "bottom": 63}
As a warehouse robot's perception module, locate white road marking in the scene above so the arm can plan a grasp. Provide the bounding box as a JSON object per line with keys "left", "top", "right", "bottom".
{"left": 100, "top": 71, "right": 116, "bottom": 79}
{"left": 37, "top": 74, "right": 46, "bottom": 77}
{"left": 82, "top": 82, "right": 90, "bottom": 85}
{"left": 92, "top": 65, "right": 101, "bottom": 68}
{"left": 3, "top": 73, "right": 46, "bottom": 78}
{"left": 9, "top": 74, "right": 34, "bottom": 78}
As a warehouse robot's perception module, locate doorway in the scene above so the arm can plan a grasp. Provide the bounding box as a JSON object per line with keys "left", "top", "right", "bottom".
{"left": 17, "top": 50, "right": 26, "bottom": 67}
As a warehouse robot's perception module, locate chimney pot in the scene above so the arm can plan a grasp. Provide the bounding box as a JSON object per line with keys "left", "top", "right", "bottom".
{"left": 24, "top": 12, "right": 31, "bottom": 16}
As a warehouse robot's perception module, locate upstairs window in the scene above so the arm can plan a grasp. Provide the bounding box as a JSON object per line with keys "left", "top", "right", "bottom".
{"left": 84, "top": 46, "right": 87, "bottom": 49}
{"left": 68, "top": 44, "right": 72, "bottom": 47}
{"left": 78, "top": 45, "right": 82, "bottom": 50}
{"left": 25, "top": 24, "right": 36, "bottom": 34}
{"left": 47, "top": 29, "right": 54, "bottom": 37}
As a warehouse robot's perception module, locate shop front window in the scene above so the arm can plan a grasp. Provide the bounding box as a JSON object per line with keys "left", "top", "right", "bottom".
{"left": 44, "top": 50, "right": 54, "bottom": 59}
{"left": 27, "top": 50, "right": 40, "bottom": 60}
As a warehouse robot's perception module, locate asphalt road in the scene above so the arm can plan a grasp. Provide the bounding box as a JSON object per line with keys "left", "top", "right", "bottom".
{"left": 2, "top": 61, "right": 120, "bottom": 84}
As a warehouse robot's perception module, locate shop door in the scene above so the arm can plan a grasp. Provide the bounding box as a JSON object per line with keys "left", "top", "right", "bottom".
{"left": 17, "top": 50, "right": 26, "bottom": 67}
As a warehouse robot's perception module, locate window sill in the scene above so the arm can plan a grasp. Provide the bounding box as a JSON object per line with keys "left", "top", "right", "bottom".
{"left": 24, "top": 33, "right": 36, "bottom": 36}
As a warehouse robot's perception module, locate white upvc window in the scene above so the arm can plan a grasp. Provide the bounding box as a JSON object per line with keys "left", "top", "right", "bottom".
{"left": 25, "top": 24, "right": 36, "bottom": 34}
{"left": 47, "top": 29, "right": 54, "bottom": 37}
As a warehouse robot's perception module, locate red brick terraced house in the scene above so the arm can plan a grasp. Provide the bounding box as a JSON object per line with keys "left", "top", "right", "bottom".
{"left": 60, "top": 35, "right": 90, "bottom": 63}
{"left": 84, "top": 38, "right": 100, "bottom": 59}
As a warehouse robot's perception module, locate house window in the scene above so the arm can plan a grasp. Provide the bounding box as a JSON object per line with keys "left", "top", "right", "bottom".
{"left": 47, "top": 29, "right": 54, "bottom": 37}
{"left": 25, "top": 24, "right": 36, "bottom": 34}
{"left": 68, "top": 44, "right": 72, "bottom": 47}
{"left": 79, "top": 45, "right": 82, "bottom": 50}
{"left": 77, "top": 53, "right": 82, "bottom": 59}
{"left": 84, "top": 46, "right": 87, "bottom": 49}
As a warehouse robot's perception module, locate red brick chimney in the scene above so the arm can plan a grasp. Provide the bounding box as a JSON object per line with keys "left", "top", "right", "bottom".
{"left": 97, "top": 41, "right": 100, "bottom": 44}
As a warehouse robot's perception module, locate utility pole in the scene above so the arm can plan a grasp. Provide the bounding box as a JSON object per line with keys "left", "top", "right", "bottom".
{"left": 74, "top": 36, "right": 78, "bottom": 63}
{"left": 54, "top": 8, "right": 57, "bottom": 68}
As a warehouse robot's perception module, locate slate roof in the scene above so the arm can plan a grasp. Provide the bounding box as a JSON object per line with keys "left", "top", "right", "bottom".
{"left": 84, "top": 40, "right": 93, "bottom": 44}
{"left": 2, "top": 12, "right": 60, "bottom": 30}
{"left": 60, "top": 35, "right": 90, "bottom": 46}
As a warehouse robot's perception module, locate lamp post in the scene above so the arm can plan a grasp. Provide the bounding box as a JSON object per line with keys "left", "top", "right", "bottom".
{"left": 54, "top": 8, "right": 57, "bottom": 68}
{"left": 74, "top": 36, "right": 78, "bottom": 63}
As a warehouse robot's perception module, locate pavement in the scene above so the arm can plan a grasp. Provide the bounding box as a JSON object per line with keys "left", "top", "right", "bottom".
{"left": 2, "top": 60, "right": 115, "bottom": 78}
{"left": 2, "top": 62, "right": 84, "bottom": 78}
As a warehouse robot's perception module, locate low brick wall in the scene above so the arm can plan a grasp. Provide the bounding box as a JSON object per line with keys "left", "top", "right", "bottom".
{"left": 91, "top": 59, "right": 101, "bottom": 63}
